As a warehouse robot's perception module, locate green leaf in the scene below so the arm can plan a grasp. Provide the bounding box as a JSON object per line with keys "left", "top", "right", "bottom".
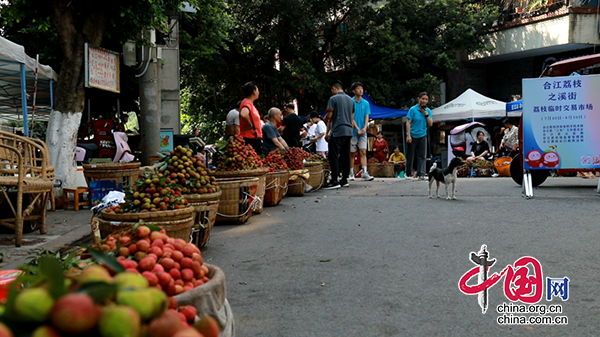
{"left": 147, "top": 224, "right": 163, "bottom": 232}
{"left": 38, "top": 256, "right": 66, "bottom": 299}
{"left": 159, "top": 177, "right": 167, "bottom": 185}
{"left": 86, "top": 247, "right": 125, "bottom": 274}
{"left": 77, "top": 281, "right": 118, "bottom": 303}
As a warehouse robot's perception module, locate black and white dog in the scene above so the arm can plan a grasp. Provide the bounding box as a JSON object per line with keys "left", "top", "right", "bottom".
{"left": 428, "top": 157, "right": 464, "bottom": 200}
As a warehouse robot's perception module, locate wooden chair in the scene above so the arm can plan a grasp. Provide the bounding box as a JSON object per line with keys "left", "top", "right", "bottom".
{"left": 0, "top": 131, "right": 54, "bottom": 247}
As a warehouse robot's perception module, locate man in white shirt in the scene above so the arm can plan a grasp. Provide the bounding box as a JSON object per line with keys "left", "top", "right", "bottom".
{"left": 309, "top": 111, "right": 328, "bottom": 157}
{"left": 225, "top": 101, "right": 242, "bottom": 137}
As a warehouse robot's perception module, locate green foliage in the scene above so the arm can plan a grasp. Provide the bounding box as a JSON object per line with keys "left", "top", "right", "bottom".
{"left": 1, "top": 120, "right": 47, "bottom": 140}
{"left": 179, "top": 0, "right": 500, "bottom": 136}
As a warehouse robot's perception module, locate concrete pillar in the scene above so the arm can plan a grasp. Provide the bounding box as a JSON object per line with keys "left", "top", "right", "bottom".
{"left": 160, "top": 18, "right": 181, "bottom": 134}
{"left": 140, "top": 46, "right": 162, "bottom": 166}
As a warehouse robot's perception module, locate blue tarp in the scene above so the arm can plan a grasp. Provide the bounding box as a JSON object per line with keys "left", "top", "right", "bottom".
{"left": 320, "top": 92, "right": 408, "bottom": 120}
{"left": 362, "top": 93, "right": 408, "bottom": 119}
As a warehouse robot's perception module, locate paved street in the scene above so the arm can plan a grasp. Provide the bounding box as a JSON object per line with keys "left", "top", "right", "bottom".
{"left": 206, "top": 176, "right": 599, "bottom": 336}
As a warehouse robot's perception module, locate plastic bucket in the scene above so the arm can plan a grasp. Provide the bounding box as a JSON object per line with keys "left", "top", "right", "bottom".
{"left": 494, "top": 157, "right": 513, "bottom": 177}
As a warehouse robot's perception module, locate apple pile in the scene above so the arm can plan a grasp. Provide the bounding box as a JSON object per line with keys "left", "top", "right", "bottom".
{"left": 0, "top": 261, "right": 220, "bottom": 337}
{"left": 283, "top": 147, "right": 310, "bottom": 170}
{"left": 262, "top": 149, "right": 289, "bottom": 172}
{"left": 95, "top": 225, "right": 211, "bottom": 297}
{"left": 216, "top": 135, "right": 263, "bottom": 171}
{"left": 155, "top": 145, "right": 220, "bottom": 194}
{"left": 104, "top": 171, "right": 189, "bottom": 214}
{"left": 367, "top": 157, "right": 380, "bottom": 164}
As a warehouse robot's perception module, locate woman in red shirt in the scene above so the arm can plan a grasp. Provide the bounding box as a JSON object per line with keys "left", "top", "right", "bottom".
{"left": 239, "top": 82, "right": 263, "bottom": 155}
{"left": 373, "top": 131, "right": 389, "bottom": 163}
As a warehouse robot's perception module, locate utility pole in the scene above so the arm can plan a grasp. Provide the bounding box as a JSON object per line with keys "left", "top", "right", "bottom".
{"left": 139, "top": 43, "right": 162, "bottom": 166}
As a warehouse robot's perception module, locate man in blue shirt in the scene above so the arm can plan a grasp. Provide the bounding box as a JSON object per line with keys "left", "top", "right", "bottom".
{"left": 323, "top": 81, "right": 354, "bottom": 190}
{"left": 349, "top": 82, "right": 374, "bottom": 181}
{"left": 262, "top": 108, "right": 289, "bottom": 155}
{"left": 406, "top": 92, "right": 433, "bottom": 180}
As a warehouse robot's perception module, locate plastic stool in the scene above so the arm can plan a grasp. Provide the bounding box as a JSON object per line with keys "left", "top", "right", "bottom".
{"left": 62, "top": 187, "right": 91, "bottom": 211}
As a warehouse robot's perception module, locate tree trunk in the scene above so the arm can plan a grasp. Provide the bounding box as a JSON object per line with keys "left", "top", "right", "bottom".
{"left": 47, "top": 0, "right": 107, "bottom": 194}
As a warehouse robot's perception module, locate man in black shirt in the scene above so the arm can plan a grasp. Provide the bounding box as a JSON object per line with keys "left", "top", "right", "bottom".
{"left": 281, "top": 104, "right": 307, "bottom": 148}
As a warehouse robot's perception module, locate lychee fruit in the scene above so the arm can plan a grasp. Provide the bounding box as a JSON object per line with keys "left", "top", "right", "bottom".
{"left": 98, "top": 305, "right": 141, "bottom": 337}
{"left": 114, "top": 272, "right": 149, "bottom": 290}
{"left": 178, "top": 306, "right": 197, "bottom": 324}
{"left": 50, "top": 293, "right": 100, "bottom": 334}
{"left": 148, "top": 310, "right": 186, "bottom": 337}
{"left": 78, "top": 264, "right": 113, "bottom": 285}
{"left": 14, "top": 288, "right": 54, "bottom": 323}
{"left": 31, "top": 325, "right": 60, "bottom": 337}
{"left": 193, "top": 316, "right": 220, "bottom": 337}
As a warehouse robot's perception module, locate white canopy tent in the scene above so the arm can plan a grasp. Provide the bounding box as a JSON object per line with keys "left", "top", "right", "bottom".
{"left": 0, "top": 36, "right": 58, "bottom": 135}
{"left": 431, "top": 88, "right": 507, "bottom": 122}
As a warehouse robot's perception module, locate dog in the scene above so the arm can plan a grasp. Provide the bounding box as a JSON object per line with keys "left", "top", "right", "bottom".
{"left": 428, "top": 157, "right": 464, "bottom": 200}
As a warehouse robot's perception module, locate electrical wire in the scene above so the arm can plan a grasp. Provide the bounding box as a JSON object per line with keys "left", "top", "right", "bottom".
{"left": 135, "top": 47, "right": 152, "bottom": 78}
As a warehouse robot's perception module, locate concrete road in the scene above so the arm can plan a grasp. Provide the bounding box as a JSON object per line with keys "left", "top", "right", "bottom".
{"left": 206, "top": 176, "right": 599, "bottom": 336}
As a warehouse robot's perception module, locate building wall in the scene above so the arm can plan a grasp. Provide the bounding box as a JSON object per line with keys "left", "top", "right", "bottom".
{"left": 487, "top": 57, "right": 535, "bottom": 101}
{"left": 446, "top": 62, "right": 488, "bottom": 101}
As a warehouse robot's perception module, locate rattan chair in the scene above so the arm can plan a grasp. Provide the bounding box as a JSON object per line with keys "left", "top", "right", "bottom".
{"left": 0, "top": 131, "right": 54, "bottom": 247}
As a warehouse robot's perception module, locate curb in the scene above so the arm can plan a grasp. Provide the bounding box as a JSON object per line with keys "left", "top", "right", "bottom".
{"left": 2, "top": 224, "right": 92, "bottom": 270}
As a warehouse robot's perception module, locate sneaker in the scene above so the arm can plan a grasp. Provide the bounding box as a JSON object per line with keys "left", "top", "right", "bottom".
{"left": 362, "top": 172, "right": 374, "bottom": 181}
{"left": 419, "top": 176, "right": 428, "bottom": 180}
{"left": 491, "top": 173, "right": 499, "bottom": 177}
{"left": 322, "top": 181, "right": 341, "bottom": 190}
{"left": 340, "top": 180, "right": 350, "bottom": 188}
{"left": 405, "top": 176, "right": 412, "bottom": 180}
{"left": 348, "top": 169, "right": 355, "bottom": 181}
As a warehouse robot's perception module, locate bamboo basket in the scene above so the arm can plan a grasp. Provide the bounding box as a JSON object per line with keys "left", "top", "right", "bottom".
{"left": 96, "top": 216, "right": 194, "bottom": 241}
{"left": 367, "top": 163, "right": 379, "bottom": 177}
{"left": 83, "top": 162, "right": 141, "bottom": 190}
{"left": 304, "top": 162, "right": 324, "bottom": 191}
{"left": 184, "top": 190, "right": 222, "bottom": 204}
{"left": 215, "top": 177, "right": 259, "bottom": 224}
{"left": 378, "top": 163, "right": 394, "bottom": 177}
{"left": 264, "top": 170, "right": 289, "bottom": 207}
{"left": 100, "top": 205, "right": 194, "bottom": 222}
{"left": 212, "top": 168, "right": 268, "bottom": 214}
{"left": 189, "top": 200, "right": 219, "bottom": 247}
{"left": 184, "top": 191, "right": 221, "bottom": 247}
{"left": 287, "top": 169, "right": 308, "bottom": 197}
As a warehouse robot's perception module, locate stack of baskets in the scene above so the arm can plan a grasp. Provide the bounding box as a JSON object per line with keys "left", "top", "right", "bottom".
{"left": 264, "top": 170, "right": 289, "bottom": 206}
{"left": 183, "top": 190, "right": 222, "bottom": 247}
{"left": 83, "top": 162, "right": 141, "bottom": 190}
{"left": 215, "top": 177, "right": 259, "bottom": 224}
{"left": 97, "top": 206, "right": 195, "bottom": 241}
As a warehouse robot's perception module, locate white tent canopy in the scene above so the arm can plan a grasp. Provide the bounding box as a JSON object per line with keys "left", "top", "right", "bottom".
{"left": 431, "top": 88, "right": 507, "bottom": 122}
{"left": 0, "top": 36, "right": 58, "bottom": 129}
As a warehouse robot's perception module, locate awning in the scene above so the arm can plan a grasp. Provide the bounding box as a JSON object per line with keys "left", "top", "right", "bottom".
{"left": 0, "top": 36, "right": 57, "bottom": 132}
{"left": 506, "top": 100, "right": 522, "bottom": 117}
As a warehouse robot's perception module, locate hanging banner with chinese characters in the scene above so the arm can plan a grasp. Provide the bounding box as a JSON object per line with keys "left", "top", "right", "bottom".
{"left": 522, "top": 74, "right": 600, "bottom": 170}
{"left": 84, "top": 43, "right": 120, "bottom": 93}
